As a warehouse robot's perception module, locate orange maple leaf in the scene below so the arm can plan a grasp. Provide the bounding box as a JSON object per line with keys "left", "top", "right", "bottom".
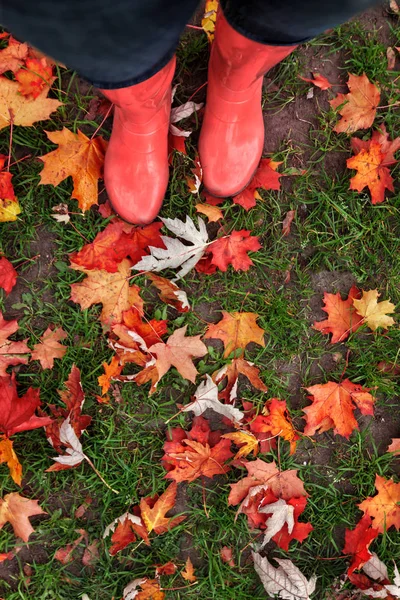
{"left": 252, "top": 398, "right": 300, "bottom": 455}
{"left": 195, "top": 202, "right": 223, "bottom": 222}
{"left": 358, "top": 475, "right": 400, "bottom": 533}
{"left": 140, "top": 482, "right": 186, "bottom": 534}
{"left": 330, "top": 73, "right": 380, "bottom": 133}
{"left": 0, "top": 37, "right": 28, "bottom": 74}
{"left": 208, "top": 230, "right": 261, "bottom": 272}
{"left": 0, "top": 437, "right": 22, "bottom": 485}
{"left": 300, "top": 73, "right": 332, "bottom": 90}
{"left": 0, "top": 492, "right": 46, "bottom": 541}
{"left": 98, "top": 356, "right": 123, "bottom": 395}
{"left": 146, "top": 273, "right": 190, "bottom": 313}
{"left": 388, "top": 438, "right": 400, "bottom": 455}
{"left": 303, "top": 379, "right": 375, "bottom": 438}
{"left": 313, "top": 285, "right": 363, "bottom": 343}
{"left": 31, "top": 326, "right": 67, "bottom": 369}
{"left": 70, "top": 259, "right": 143, "bottom": 328}
{"left": 351, "top": 124, "right": 400, "bottom": 166}
{"left": 15, "top": 57, "right": 53, "bottom": 99}
{"left": 163, "top": 437, "right": 233, "bottom": 483}
{"left": 213, "top": 357, "right": 267, "bottom": 403}
{"left": 123, "top": 578, "right": 165, "bottom": 600}
{"left": 347, "top": 141, "right": 396, "bottom": 204}
{"left": 106, "top": 513, "right": 149, "bottom": 555}
{"left": 39, "top": 128, "right": 107, "bottom": 211}
{"left": 222, "top": 431, "right": 259, "bottom": 459}
{"left": 204, "top": 311, "right": 265, "bottom": 358}
{"left": 181, "top": 556, "right": 197, "bottom": 582}
{"left": 148, "top": 325, "right": 207, "bottom": 385}
{"left": 0, "top": 76, "right": 62, "bottom": 130}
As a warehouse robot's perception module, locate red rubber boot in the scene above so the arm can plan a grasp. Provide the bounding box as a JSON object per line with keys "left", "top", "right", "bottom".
{"left": 101, "top": 57, "right": 175, "bottom": 224}
{"left": 199, "top": 12, "right": 296, "bottom": 198}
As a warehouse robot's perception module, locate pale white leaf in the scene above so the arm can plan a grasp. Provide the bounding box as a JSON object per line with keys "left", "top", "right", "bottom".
{"left": 51, "top": 213, "right": 70, "bottom": 223}
{"left": 170, "top": 101, "right": 203, "bottom": 123}
{"left": 103, "top": 512, "right": 143, "bottom": 539}
{"left": 306, "top": 88, "right": 314, "bottom": 99}
{"left": 52, "top": 417, "right": 86, "bottom": 466}
{"left": 385, "top": 563, "right": 400, "bottom": 597}
{"left": 171, "top": 85, "right": 178, "bottom": 102}
{"left": 363, "top": 553, "right": 389, "bottom": 582}
{"left": 252, "top": 553, "right": 316, "bottom": 600}
{"left": 123, "top": 578, "right": 146, "bottom": 600}
{"left": 361, "top": 590, "right": 389, "bottom": 598}
{"left": 175, "top": 289, "right": 190, "bottom": 310}
{"left": 258, "top": 499, "right": 295, "bottom": 549}
{"left": 132, "top": 216, "right": 209, "bottom": 280}
{"left": 128, "top": 330, "right": 148, "bottom": 352}
{"left": 82, "top": 595, "right": 91, "bottom": 600}
{"left": 182, "top": 374, "right": 244, "bottom": 423}
{"left": 169, "top": 123, "right": 191, "bottom": 137}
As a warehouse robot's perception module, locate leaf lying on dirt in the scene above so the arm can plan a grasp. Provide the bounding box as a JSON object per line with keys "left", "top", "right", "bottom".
{"left": 358, "top": 475, "right": 400, "bottom": 533}
{"left": 0, "top": 437, "right": 22, "bottom": 485}
{"left": 352, "top": 289, "right": 395, "bottom": 331}
{"left": 104, "top": 512, "right": 149, "bottom": 555}
{"left": 183, "top": 374, "right": 244, "bottom": 423}
{"left": 140, "top": 482, "right": 186, "bottom": 534}
{"left": 146, "top": 273, "right": 190, "bottom": 312}
{"left": 233, "top": 159, "right": 283, "bottom": 211}
{"left": 39, "top": 128, "right": 108, "bottom": 211}
{"left": 252, "top": 553, "right": 317, "bottom": 600}
{"left": 330, "top": 73, "right": 380, "bottom": 133}
{"left": 181, "top": 556, "right": 197, "bottom": 582}
{"left": 300, "top": 73, "right": 332, "bottom": 90}
{"left": 31, "top": 326, "right": 67, "bottom": 369}
{"left": 147, "top": 325, "right": 207, "bottom": 385}
{"left": 123, "top": 578, "right": 165, "bottom": 600}
{"left": 0, "top": 76, "right": 62, "bottom": 129}
{"left": 208, "top": 230, "right": 261, "bottom": 272}
{"left": 0, "top": 371, "right": 51, "bottom": 437}
{"left": 303, "top": 379, "right": 375, "bottom": 438}
{"left": 313, "top": 285, "right": 362, "bottom": 343}
{"left": 204, "top": 311, "right": 265, "bottom": 358}
{"left": 15, "top": 57, "right": 53, "bottom": 98}
{"left": 388, "top": 438, "right": 400, "bottom": 454}
{"left": 0, "top": 492, "right": 46, "bottom": 542}
{"left": 343, "top": 515, "right": 379, "bottom": 575}
{"left": 70, "top": 259, "right": 143, "bottom": 328}
{"left": 213, "top": 358, "right": 267, "bottom": 403}
{"left": 0, "top": 256, "right": 17, "bottom": 294}
{"left": 132, "top": 216, "right": 209, "bottom": 280}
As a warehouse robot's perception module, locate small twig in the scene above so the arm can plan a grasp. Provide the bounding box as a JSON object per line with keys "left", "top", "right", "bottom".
{"left": 91, "top": 103, "right": 113, "bottom": 139}
{"left": 187, "top": 81, "right": 208, "bottom": 102}
{"left": 185, "top": 24, "right": 203, "bottom": 30}
{"left": 84, "top": 454, "right": 119, "bottom": 494}
{"left": 9, "top": 154, "right": 31, "bottom": 168}
{"left": 202, "top": 479, "right": 210, "bottom": 518}
{"left": 7, "top": 109, "right": 14, "bottom": 171}
{"left": 377, "top": 101, "right": 400, "bottom": 109}
{"left": 339, "top": 349, "right": 351, "bottom": 382}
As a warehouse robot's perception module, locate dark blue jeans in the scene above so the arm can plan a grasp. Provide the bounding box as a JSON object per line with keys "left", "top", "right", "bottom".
{"left": 0, "top": 0, "right": 377, "bottom": 89}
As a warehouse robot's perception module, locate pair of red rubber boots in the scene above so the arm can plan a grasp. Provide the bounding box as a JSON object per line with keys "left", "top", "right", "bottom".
{"left": 101, "top": 12, "right": 295, "bottom": 224}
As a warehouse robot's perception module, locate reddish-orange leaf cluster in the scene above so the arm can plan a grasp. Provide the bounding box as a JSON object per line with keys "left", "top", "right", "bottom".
{"left": 314, "top": 285, "right": 362, "bottom": 343}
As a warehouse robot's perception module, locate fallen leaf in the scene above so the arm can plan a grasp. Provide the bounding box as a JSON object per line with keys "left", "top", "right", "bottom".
{"left": 146, "top": 273, "right": 190, "bottom": 312}
{"left": 48, "top": 417, "right": 86, "bottom": 470}
{"left": 140, "top": 482, "right": 186, "bottom": 534}
{"left": 202, "top": 0, "right": 218, "bottom": 42}
{"left": 353, "top": 289, "right": 395, "bottom": 330}
{"left": 181, "top": 556, "right": 197, "bottom": 582}
{"left": 363, "top": 552, "right": 389, "bottom": 582}
{"left": 39, "top": 128, "right": 107, "bottom": 211}
{"left": 213, "top": 358, "right": 267, "bottom": 403}
{"left": 253, "top": 398, "right": 300, "bottom": 455}
{"left": 271, "top": 496, "right": 313, "bottom": 551}
{"left": 15, "top": 57, "right": 53, "bottom": 98}
{"left": 388, "top": 439, "right": 400, "bottom": 454}
{"left": 347, "top": 141, "right": 396, "bottom": 204}
{"left": 351, "top": 125, "right": 400, "bottom": 166}
{"left": 54, "top": 529, "right": 86, "bottom": 564}
{"left": 104, "top": 512, "right": 149, "bottom": 555}
{"left": 0, "top": 372, "right": 51, "bottom": 437}
{"left": 70, "top": 259, "right": 143, "bottom": 328}
{"left": 282, "top": 210, "right": 296, "bottom": 236}
{"left": 0, "top": 76, "right": 62, "bottom": 130}
{"left": 0, "top": 437, "right": 22, "bottom": 485}
{"left": 0, "top": 256, "right": 17, "bottom": 294}
{"left": 0, "top": 198, "right": 21, "bottom": 222}
{"left": 170, "top": 100, "right": 203, "bottom": 124}
{"left": 330, "top": 73, "right": 380, "bottom": 133}
{"left": 208, "top": 230, "right": 261, "bottom": 272}
{"left": 258, "top": 499, "right": 295, "bottom": 549}
{"left": 300, "top": 73, "right": 332, "bottom": 90}
{"left": 123, "top": 578, "right": 165, "bottom": 600}
{"left": 358, "top": 475, "right": 400, "bottom": 533}
{"left": 387, "top": 47, "right": 396, "bottom": 70}
{"left": 313, "top": 285, "right": 362, "bottom": 343}
{"left": 252, "top": 553, "right": 316, "bottom": 600}
{"left": 147, "top": 325, "right": 207, "bottom": 385}
{"left": 303, "top": 379, "right": 375, "bottom": 438}
{"left": 195, "top": 203, "right": 223, "bottom": 222}
{"left": 51, "top": 202, "right": 70, "bottom": 223}
{"left": 0, "top": 492, "right": 46, "bottom": 542}
{"left": 183, "top": 374, "right": 244, "bottom": 423}
{"left": 233, "top": 159, "right": 283, "bottom": 211}
{"left": 155, "top": 562, "right": 177, "bottom": 576}
{"left": 222, "top": 431, "right": 259, "bottom": 459}
{"left": 204, "top": 311, "right": 265, "bottom": 358}
{"left": 343, "top": 515, "right": 379, "bottom": 575}
{"left": 132, "top": 216, "right": 209, "bottom": 280}
{"left": 31, "top": 326, "right": 67, "bottom": 369}
{"left": 0, "top": 38, "right": 28, "bottom": 74}
{"left": 70, "top": 221, "right": 164, "bottom": 273}
{"left": 220, "top": 546, "right": 235, "bottom": 566}
{"left": 82, "top": 539, "right": 99, "bottom": 567}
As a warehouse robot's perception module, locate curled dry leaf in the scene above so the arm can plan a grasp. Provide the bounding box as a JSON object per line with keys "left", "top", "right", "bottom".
{"left": 202, "top": 0, "right": 219, "bottom": 42}
{"left": 330, "top": 73, "right": 380, "bottom": 133}
{"left": 204, "top": 311, "right": 265, "bottom": 358}
{"left": 39, "top": 128, "right": 108, "bottom": 212}
{"left": 0, "top": 492, "right": 46, "bottom": 542}
{"left": 183, "top": 374, "right": 244, "bottom": 423}
{"left": 282, "top": 210, "right": 296, "bottom": 236}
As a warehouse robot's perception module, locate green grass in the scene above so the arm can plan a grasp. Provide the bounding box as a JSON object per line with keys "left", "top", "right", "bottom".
{"left": 1, "top": 9, "right": 400, "bottom": 600}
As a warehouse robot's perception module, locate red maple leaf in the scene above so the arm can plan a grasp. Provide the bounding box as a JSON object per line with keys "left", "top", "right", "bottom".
{"left": 343, "top": 515, "right": 379, "bottom": 575}
{"left": 208, "top": 230, "right": 261, "bottom": 272}
{"left": 233, "top": 159, "right": 282, "bottom": 211}
{"left": 0, "top": 373, "right": 51, "bottom": 437}
{"left": 0, "top": 256, "right": 17, "bottom": 294}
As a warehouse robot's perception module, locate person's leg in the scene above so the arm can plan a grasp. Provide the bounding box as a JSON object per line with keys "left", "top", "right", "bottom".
{"left": 0, "top": 0, "right": 199, "bottom": 223}
{"left": 199, "top": 0, "right": 378, "bottom": 197}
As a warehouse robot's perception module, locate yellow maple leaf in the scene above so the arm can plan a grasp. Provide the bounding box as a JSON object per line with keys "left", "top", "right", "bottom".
{"left": 0, "top": 76, "right": 62, "bottom": 130}
{"left": 353, "top": 289, "right": 395, "bottom": 331}
{"left": 0, "top": 437, "right": 22, "bottom": 485}
{"left": 222, "top": 431, "right": 259, "bottom": 459}
{"left": 0, "top": 198, "right": 21, "bottom": 222}
{"left": 39, "top": 128, "right": 108, "bottom": 212}
{"left": 202, "top": 0, "right": 219, "bottom": 42}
